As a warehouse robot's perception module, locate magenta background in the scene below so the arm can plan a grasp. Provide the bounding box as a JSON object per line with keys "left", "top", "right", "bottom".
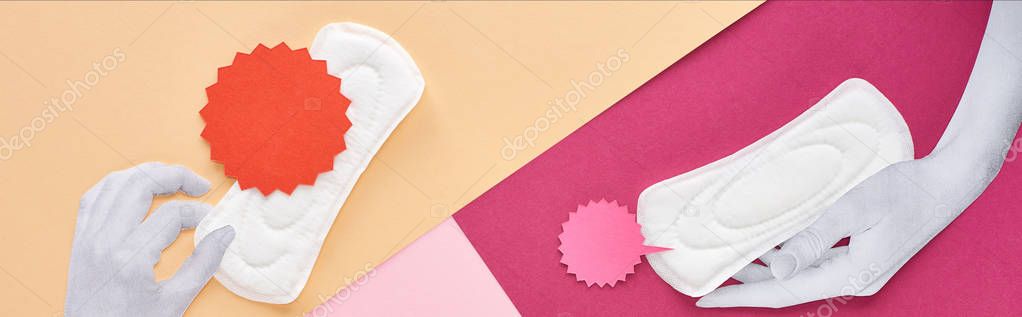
{"left": 455, "top": 1, "right": 1022, "bottom": 316}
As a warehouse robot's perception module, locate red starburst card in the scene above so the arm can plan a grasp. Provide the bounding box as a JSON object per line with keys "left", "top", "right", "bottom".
{"left": 200, "top": 43, "right": 351, "bottom": 195}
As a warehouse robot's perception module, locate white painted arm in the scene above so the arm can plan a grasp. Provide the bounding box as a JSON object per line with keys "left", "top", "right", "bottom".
{"left": 697, "top": 2, "right": 1022, "bottom": 308}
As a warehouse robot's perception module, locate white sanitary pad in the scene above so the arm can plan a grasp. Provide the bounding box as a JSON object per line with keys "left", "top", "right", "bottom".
{"left": 637, "top": 78, "right": 913, "bottom": 297}
{"left": 194, "top": 22, "right": 424, "bottom": 304}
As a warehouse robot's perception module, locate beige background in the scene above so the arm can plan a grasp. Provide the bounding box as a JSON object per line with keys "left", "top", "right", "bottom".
{"left": 0, "top": 1, "right": 759, "bottom": 316}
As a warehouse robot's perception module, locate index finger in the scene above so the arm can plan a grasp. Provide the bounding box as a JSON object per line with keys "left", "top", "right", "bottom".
{"left": 97, "top": 163, "right": 211, "bottom": 241}
{"left": 697, "top": 255, "right": 861, "bottom": 308}
{"left": 132, "top": 162, "right": 212, "bottom": 197}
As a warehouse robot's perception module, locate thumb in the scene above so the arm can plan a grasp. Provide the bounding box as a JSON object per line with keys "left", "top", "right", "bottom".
{"left": 163, "top": 225, "right": 235, "bottom": 296}
{"left": 697, "top": 254, "right": 861, "bottom": 308}
{"left": 771, "top": 187, "right": 878, "bottom": 279}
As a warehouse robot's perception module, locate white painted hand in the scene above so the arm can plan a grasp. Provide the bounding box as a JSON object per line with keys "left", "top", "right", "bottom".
{"left": 697, "top": 154, "right": 997, "bottom": 308}
{"left": 698, "top": 1, "right": 1022, "bottom": 308}
{"left": 65, "top": 162, "right": 235, "bottom": 317}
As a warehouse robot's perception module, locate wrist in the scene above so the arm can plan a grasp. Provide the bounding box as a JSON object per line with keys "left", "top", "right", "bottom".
{"left": 926, "top": 136, "right": 1010, "bottom": 187}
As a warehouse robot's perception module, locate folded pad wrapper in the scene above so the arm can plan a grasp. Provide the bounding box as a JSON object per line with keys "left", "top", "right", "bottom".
{"left": 195, "top": 22, "right": 425, "bottom": 304}
{"left": 637, "top": 79, "right": 914, "bottom": 297}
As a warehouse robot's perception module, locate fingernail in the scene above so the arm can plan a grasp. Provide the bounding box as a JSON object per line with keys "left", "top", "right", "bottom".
{"left": 211, "top": 225, "right": 236, "bottom": 247}
{"left": 191, "top": 178, "right": 213, "bottom": 196}
{"left": 220, "top": 225, "right": 236, "bottom": 241}
{"left": 771, "top": 253, "right": 799, "bottom": 280}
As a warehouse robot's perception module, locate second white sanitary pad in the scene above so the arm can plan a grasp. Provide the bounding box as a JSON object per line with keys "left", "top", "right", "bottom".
{"left": 194, "top": 22, "right": 424, "bottom": 304}
{"left": 637, "top": 78, "right": 913, "bottom": 297}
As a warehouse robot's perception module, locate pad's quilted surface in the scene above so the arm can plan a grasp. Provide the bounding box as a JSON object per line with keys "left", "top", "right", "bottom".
{"left": 194, "top": 22, "right": 424, "bottom": 304}
{"left": 637, "top": 79, "right": 913, "bottom": 297}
